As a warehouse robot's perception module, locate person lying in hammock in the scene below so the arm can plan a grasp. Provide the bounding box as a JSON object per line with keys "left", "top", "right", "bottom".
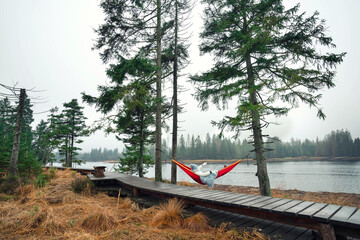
{"left": 190, "top": 162, "right": 218, "bottom": 188}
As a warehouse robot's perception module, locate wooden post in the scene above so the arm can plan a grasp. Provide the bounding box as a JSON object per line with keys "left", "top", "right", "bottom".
{"left": 132, "top": 187, "right": 139, "bottom": 197}
{"left": 93, "top": 166, "right": 106, "bottom": 177}
{"left": 10, "top": 88, "right": 26, "bottom": 177}
{"left": 319, "top": 223, "right": 336, "bottom": 240}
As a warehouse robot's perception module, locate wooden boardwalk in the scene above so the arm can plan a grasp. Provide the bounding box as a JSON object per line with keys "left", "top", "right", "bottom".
{"left": 87, "top": 172, "right": 360, "bottom": 240}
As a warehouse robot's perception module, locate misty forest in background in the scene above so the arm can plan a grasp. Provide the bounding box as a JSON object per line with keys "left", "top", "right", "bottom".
{"left": 156, "top": 130, "right": 360, "bottom": 160}
{"left": 78, "top": 129, "right": 360, "bottom": 162}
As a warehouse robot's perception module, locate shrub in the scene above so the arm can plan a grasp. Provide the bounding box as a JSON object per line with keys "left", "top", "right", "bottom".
{"left": 34, "top": 174, "right": 48, "bottom": 188}
{"left": 49, "top": 167, "right": 57, "bottom": 179}
{"left": 71, "top": 177, "right": 95, "bottom": 194}
{"left": 0, "top": 175, "right": 20, "bottom": 194}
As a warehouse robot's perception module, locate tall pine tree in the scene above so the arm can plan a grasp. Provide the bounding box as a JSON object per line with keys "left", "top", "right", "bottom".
{"left": 83, "top": 57, "right": 157, "bottom": 177}
{"left": 60, "top": 99, "right": 88, "bottom": 167}
{"left": 191, "top": 0, "right": 345, "bottom": 196}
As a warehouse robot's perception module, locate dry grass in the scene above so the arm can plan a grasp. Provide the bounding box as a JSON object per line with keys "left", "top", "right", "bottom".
{"left": 152, "top": 198, "right": 185, "bottom": 228}
{"left": 183, "top": 212, "right": 210, "bottom": 231}
{"left": 81, "top": 210, "right": 116, "bottom": 231}
{"left": 0, "top": 169, "right": 270, "bottom": 240}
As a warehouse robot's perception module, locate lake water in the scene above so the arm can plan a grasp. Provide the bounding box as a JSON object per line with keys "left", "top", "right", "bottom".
{"left": 54, "top": 160, "right": 360, "bottom": 194}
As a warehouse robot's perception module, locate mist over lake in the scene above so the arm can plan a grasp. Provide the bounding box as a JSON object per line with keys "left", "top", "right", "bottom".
{"left": 58, "top": 160, "right": 360, "bottom": 194}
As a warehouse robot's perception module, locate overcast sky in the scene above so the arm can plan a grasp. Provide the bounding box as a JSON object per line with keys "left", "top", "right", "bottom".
{"left": 0, "top": 0, "right": 359, "bottom": 152}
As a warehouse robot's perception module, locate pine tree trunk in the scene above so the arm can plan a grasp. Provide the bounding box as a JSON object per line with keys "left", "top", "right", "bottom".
{"left": 251, "top": 109, "right": 272, "bottom": 197}
{"left": 155, "top": 0, "right": 162, "bottom": 182}
{"left": 65, "top": 137, "right": 70, "bottom": 167}
{"left": 245, "top": 50, "right": 273, "bottom": 197}
{"left": 70, "top": 133, "right": 74, "bottom": 167}
{"left": 41, "top": 147, "right": 47, "bottom": 165}
{"left": 10, "top": 89, "right": 26, "bottom": 177}
{"left": 171, "top": 0, "right": 179, "bottom": 185}
{"left": 44, "top": 147, "right": 53, "bottom": 166}
{"left": 139, "top": 113, "right": 144, "bottom": 178}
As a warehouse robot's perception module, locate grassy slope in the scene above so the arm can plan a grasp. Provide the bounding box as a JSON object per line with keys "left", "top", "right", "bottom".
{"left": 0, "top": 169, "right": 269, "bottom": 240}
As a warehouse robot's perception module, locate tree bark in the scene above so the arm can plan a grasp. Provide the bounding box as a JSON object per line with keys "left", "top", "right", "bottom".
{"left": 171, "top": 0, "right": 179, "bottom": 185}
{"left": 155, "top": 0, "right": 162, "bottom": 182}
{"left": 10, "top": 88, "right": 26, "bottom": 177}
{"left": 139, "top": 112, "right": 144, "bottom": 178}
{"left": 244, "top": 36, "right": 272, "bottom": 196}
{"left": 65, "top": 136, "right": 70, "bottom": 167}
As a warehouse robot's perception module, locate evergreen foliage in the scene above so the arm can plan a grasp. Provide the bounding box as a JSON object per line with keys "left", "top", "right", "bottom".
{"left": 84, "top": 0, "right": 190, "bottom": 178}
{"left": 153, "top": 130, "right": 360, "bottom": 160}
{"left": 79, "top": 148, "right": 121, "bottom": 161}
{"left": 83, "top": 56, "right": 158, "bottom": 177}
{"left": 0, "top": 97, "right": 41, "bottom": 176}
{"left": 32, "top": 100, "right": 88, "bottom": 168}
{"left": 59, "top": 99, "right": 88, "bottom": 167}
{"left": 0, "top": 98, "right": 15, "bottom": 173}
{"left": 191, "top": 0, "right": 345, "bottom": 196}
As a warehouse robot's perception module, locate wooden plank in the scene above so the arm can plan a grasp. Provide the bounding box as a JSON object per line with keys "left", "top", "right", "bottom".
{"left": 203, "top": 210, "right": 222, "bottom": 220}
{"left": 232, "top": 195, "right": 264, "bottom": 205}
{"left": 210, "top": 192, "right": 247, "bottom": 201}
{"left": 204, "top": 194, "right": 241, "bottom": 203}
{"left": 255, "top": 219, "right": 274, "bottom": 232}
{"left": 240, "top": 218, "right": 264, "bottom": 228}
{"left": 231, "top": 215, "right": 254, "bottom": 227}
{"left": 281, "top": 226, "right": 308, "bottom": 240}
{"left": 220, "top": 194, "right": 253, "bottom": 205}
{"left": 185, "top": 190, "right": 216, "bottom": 198}
{"left": 223, "top": 213, "right": 247, "bottom": 226}
{"left": 313, "top": 204, "right": 342, "bottom": 222}
{"left": 261, "top": 198, "right": 293, "bottom": 211}
{"left": 249, "top": 198, "right": 283, "bottom": 209}
{"left": 270, "top": 224, "right": 294, "bottom": 239}
{"left": 297, "top": 203, "right": 327, "bottom": 218}
{"left": 199, "top": 190, "right": 236, "bottom": 199}
{"left": 296, "top": 229, "right": 315, "bottom": 240}
{"left": 212, "top": 192, "right": 249, "bottom": 199}
{"left": 191, "top": 190, "right": 230, "bottom": 199}
{"left": 212, "top": 193, "right": 246, "bottom": 203}
{"left": 284, "top": 201, "right": 314, "bottom": 215}
{"left": 240, "top": 196, "right": 272, "bottom": 208}
{"left": 330, "top": 206, "right": 357, "bottom": 224}
{"left": 172, "top": 188, "right": 208, "bottom": 195}
{"left": 347, "top": 209, "right": 360, "bottom": 225}
{"left": 272, "top": 200, "right": 302, "bottom": 213}
{"left": 261, "top": 222, "right": 283, "bottom": 235}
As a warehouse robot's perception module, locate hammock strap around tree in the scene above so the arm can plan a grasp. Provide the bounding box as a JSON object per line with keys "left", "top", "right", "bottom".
{"left": 217, "top": 159, "right": 242, "bottom": 178}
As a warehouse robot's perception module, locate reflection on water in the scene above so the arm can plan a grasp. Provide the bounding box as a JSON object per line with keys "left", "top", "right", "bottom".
{"left": 51, "top": 160, "right": 360, "bottom": 194}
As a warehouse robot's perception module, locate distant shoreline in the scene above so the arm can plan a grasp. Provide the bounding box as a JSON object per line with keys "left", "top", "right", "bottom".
{"left": 97, "top": 156, "right": 360, "bottom": 164}
{"left": 163, "top": 156, "right": 360, "bottom": 164}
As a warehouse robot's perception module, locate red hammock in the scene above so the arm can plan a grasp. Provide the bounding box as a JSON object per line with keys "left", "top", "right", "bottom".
{"left": 172, "top": 159, "right": 242, "bottom": 185}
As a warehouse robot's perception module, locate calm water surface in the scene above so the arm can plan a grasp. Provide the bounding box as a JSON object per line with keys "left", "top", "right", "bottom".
{"left": 58, "top": 160, "right": 360, "bottom": 194}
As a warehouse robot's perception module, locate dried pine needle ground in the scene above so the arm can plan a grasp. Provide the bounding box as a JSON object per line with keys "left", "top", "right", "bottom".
{"left": 0, "top": 169, "right": 269, "bottom": 240}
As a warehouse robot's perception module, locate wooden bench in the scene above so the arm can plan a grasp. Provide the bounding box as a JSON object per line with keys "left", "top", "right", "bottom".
{"left": 88, "top": 172, "right": 360, "bottom": 240}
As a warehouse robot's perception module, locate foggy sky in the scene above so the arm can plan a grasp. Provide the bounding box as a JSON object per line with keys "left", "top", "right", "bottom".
{"left": 0, "top": 0, "right": 359, "bottom": 152}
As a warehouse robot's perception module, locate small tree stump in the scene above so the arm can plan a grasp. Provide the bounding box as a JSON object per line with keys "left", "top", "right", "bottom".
{"left": 93, "top": 166, "right": 106, "bottom": 177}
